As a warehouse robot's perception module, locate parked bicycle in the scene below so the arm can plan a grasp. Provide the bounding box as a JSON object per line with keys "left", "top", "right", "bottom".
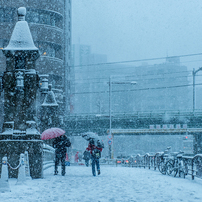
{"left": 166, "top": 151, "right": 188, "bottom": 178}
{"left": 157, "top": 147, "right": 171, "bottom": 175}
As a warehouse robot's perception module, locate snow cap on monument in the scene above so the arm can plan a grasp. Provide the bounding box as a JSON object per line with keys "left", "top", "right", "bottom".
{"left": 4, "top": 7, "right": 38, "bottom": 51}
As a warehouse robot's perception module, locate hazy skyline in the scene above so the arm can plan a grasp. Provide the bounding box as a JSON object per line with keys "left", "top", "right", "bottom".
{"left": 72, "top": 0, "right": 202, "bottom": 70}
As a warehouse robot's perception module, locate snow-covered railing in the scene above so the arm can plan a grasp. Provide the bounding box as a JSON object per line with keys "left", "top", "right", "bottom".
{"left": 131, "top": 151, "right": 202, "bottom": 180}
{"left": 143, "top": 153, "right": 155, "bottom": 169}
{"left": 43, "top": 144, "right": 55, "bottom": 170}
{"left": 190, "top": 154, "right": 202, "bottom": 180}
{"left": 100, "top": 158, "right": 116, "bottom": 165}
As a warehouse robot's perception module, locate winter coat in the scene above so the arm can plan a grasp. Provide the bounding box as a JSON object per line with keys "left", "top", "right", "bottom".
{"left": 86, "top": 143, "right": 102, "bottom": 159}
{"left": 53, "top": 135, "right": 71, "bottom": 154}
{"left": 83, "top": 150, "right": 91, "bottom": 160}
{"left": 86, "top": 143, "right": 102, "bottom": 154}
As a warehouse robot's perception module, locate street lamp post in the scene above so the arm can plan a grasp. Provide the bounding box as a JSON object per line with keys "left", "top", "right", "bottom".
{"left": 109, "top": 76, "right": 112, "bottom": 159}
{"left": 108, "top": 76, "right": 136, "bottom": 159}
{"left": 193, "top": 67, "right": 202, "bottom": 112}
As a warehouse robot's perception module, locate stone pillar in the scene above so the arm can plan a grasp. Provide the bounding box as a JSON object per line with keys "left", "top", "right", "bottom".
{"left": 0, "top": 7, "right": 43, "bottom": 178}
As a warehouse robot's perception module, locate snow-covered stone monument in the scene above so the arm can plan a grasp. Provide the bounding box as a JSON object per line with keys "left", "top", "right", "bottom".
{"left": 0, "top": 7, "right": 43, "bottom": 178}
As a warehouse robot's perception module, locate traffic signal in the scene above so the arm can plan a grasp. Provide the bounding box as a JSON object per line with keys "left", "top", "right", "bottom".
{"left": 183, "top": 136, "right": 188, "bottom": 140}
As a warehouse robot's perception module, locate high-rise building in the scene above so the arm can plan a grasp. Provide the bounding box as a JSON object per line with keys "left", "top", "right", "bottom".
{"left": 71, "top": 47, "right": 191, "bottom": 115}
{"left": 71, "top": 44, "right": 108, "bottom": 114}
{"left": 0, "top": 1, "right": 72, "bottom": 127}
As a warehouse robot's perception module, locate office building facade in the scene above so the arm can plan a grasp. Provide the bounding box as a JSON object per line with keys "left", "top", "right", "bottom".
{"left": 0, "top": 0, "right": 72, "bottom": 129}
{"left": 71, "top": 46, "right": 191, "bottom": 115}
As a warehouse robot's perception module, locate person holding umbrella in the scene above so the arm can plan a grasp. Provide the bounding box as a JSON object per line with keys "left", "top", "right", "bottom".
{"left": 86, "top": 138, "right": 103, "bottom": 176}
{"left": 41, "top": 128, "right": 71, "bottom": 176}
{"left": 53, "top": 134, "right": 71, "bottom": 176}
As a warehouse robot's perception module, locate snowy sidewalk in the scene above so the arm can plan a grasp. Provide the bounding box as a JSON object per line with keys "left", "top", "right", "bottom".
{"left": 1, "top": 165, "right": 202, "bottom": 202}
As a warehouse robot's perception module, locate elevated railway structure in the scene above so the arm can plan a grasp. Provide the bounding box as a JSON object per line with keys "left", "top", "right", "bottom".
{"left": 109, "top": 128, "right": 202, "bottom": 135}
{"left": 64, "top": 110, "right": 202, "bottom": 135}
{"left": 64, "top": 110, "right": 202, "bottom": 155}
{"left": 109, "top": 128, "right": 202, "bottom": 155}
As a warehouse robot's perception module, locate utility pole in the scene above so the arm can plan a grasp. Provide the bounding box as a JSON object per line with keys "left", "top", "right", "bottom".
{"left": 109, "top": 76, "right": 112, "bottom": 159}
{"left": 193, "top": 67, "right": 202, "bottom": 112}
{"left": 108, "top": 77, "right": 136, "bottom": 159}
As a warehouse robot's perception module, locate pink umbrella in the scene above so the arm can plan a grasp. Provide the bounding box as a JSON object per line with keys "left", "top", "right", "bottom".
{"left": 41, "top": 128, "right": 65, "bottom": 140}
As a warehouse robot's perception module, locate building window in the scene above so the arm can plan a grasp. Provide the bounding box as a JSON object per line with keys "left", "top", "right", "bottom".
{"left": 40, "top": 13, "right": 50, "bottom": 25}
{"left": 55, "top": 15, "right": 63, "bottom": 29}
{"left": 26, "top": 9, "right": 63, "bottom": 29}
{"left": 50, "top": 14, "right": 56, "bottom": 26}
{"left": 0, "top": 39, "right": 3, "bottom": 49}
{"left": 28, "top": 11, "right": 39, "bottom": 23}
{"left": 0, "top": 8, "right": 4, "bottom": 23}
{"left": 0, "top": 7, "right": 14, "bottom": 23}
{"left": 36, "top": 41, "right": 62, "bottom": 60}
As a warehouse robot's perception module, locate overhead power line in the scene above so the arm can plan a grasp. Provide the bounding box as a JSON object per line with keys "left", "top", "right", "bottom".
{"left": 71, "top": 70, "right": 191, "bottom": 83}
{"left": 71, "top": 52, "right": 202, "bottom": 68}
{"left": 72, "top": 74, "right": 193, "bottom": 86}
{"left": 72, "top": 83, "right": 202, "bottom": 95}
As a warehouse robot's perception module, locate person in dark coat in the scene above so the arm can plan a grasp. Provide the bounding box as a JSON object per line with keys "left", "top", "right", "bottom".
{"left": 53, "top": 134, "right": 71, "bottom": 176}
{"left": 83, "top": 150, "right": 91, "bottom": 167}
{"left": 86, "top": 139, "right": 103, "bottom": 176}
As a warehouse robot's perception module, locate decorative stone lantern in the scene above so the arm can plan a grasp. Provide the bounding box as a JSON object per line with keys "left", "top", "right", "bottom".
{"left": 0, "top": 7, "right": 43, "bottom": 178}
{"left": 40, "top": 84, "right": 59, "bottom": 137}
{"left": 16, "top": 71, "right": 24, "bottom": 89}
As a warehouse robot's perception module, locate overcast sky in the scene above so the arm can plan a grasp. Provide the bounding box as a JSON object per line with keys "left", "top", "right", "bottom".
{"left": 72, "top": 0, "right": 202, "bottom": 69}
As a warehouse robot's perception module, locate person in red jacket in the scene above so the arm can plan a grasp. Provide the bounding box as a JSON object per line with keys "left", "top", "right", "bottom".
{"left": 75, "top": 151, "right": 79, "bottom": 163}
{"left": 86, "top": 139, "right": 102, "bottom": 176}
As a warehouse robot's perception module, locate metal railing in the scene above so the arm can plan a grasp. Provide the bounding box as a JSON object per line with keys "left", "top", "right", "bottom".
{"left": 129, "top": 152, "right": 202, "bottom": 180}
{"left": 43, "top": 144, "right": 55, "bottom": 170}
{"left": 41, "top": 144, "right": 202, "bottom": 181}
{"left": 100, "top": 158, "right": 116, "bottom": 165}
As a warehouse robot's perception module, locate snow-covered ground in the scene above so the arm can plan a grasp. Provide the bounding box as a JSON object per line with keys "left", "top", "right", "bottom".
{"left": 1, "top": 165, "right": 202, "bottom": 202}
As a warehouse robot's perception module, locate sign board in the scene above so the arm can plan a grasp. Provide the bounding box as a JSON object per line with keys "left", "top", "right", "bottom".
{"left": 176, "top": 124, "right": 181, "bottom": 129}
{"left": 156, "top": 125, "right": 161, "bottom": 129}
{"left": 149, "top": 125, "right": 154, "bottom": 129}
{"left": 183, "top": 124, "right": 187, "bottom": 129}
{"left": 169, "top": 124, "right": 174, "bottom": 129}
{"left": 107, "top": 134, "right": 112, "bottom": 140}
{"left": 108, "top": 140, "right": 112, "bottom": 145}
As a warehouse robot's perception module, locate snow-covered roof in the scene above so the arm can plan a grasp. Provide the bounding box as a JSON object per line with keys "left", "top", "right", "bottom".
{"left": 4, "top": 7, "right": 38, "bottom": 51}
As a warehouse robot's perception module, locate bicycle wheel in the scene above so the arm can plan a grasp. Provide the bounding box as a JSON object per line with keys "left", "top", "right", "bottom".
{"left": 179, "top": 170, "right": 185, "bottom": 178}
{"left": 166, "top": 159, "right": 175, "bottom": 176}
{"left": 184, "top": 163, "right": 188, "bottom": 176}
{"left": 179, "top": 163, "right": 188, "bottom": 178}
{"left": 174, "top": 168, "right": 178, "bottom": 177}
{"left": 158, "top": 160, "right": 166, "bottom": 175}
